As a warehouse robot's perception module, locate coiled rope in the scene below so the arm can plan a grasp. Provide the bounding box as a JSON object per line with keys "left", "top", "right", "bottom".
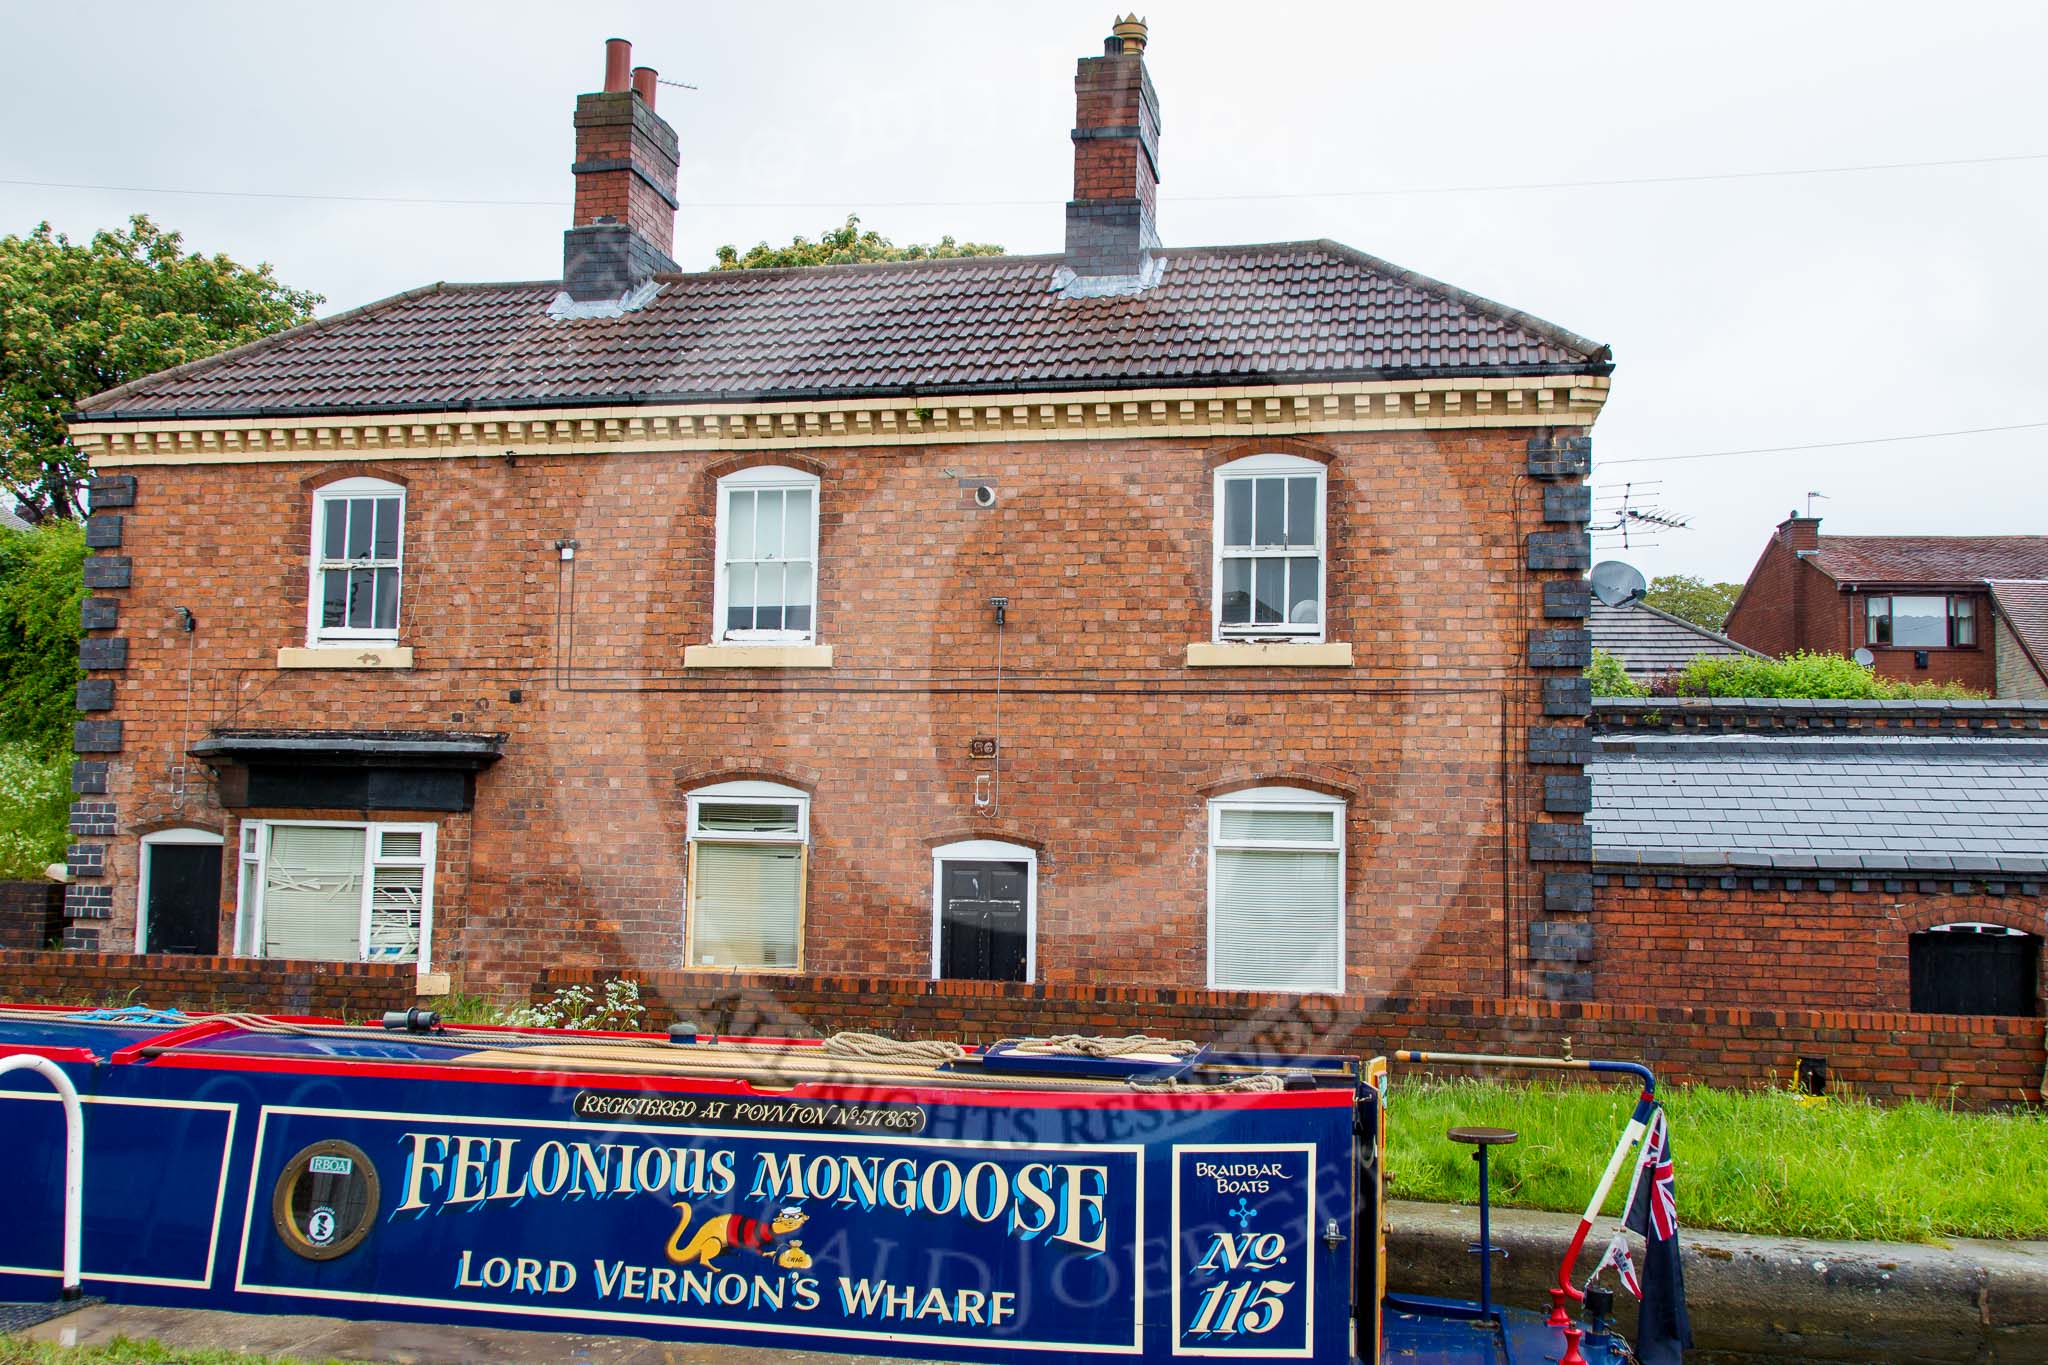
{"left": 821, "top": 1031, "right": 968, "bottom": 1063}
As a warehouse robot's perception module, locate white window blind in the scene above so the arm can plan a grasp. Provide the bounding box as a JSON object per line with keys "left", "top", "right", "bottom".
{"left": 691, "top": 842, "right": 803, "bottom": 968}
{"left": 1209, "top": 789, "right": 1344, "bottom": 992}
{"left": 261, "top": 825, "right": 366, "bottom": 961}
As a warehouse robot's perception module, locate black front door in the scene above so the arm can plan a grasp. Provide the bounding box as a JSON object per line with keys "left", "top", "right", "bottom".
{"left": 939, "top": 861, "right": 1029, "bottom": 982}
{"left": 144, "top": 842, "right": 222, "bottom": 955}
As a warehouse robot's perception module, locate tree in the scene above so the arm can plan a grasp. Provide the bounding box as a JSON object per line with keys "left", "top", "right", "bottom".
{"left": 715, "top": 214, "right": 1002, "bottom": 270}
{"left": 0, "top": 216, "right": 321, "bottom": 521}
{"left": 0, "top": 519, "right": 83, "bottom": 879}
{"left": 1642, "top": 574, "right": 1742, "bottom": 633}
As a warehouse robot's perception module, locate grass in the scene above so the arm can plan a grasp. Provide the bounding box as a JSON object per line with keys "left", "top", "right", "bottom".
{"left": 1385, "top": 1077, "right": 2048, "bottom": 1244}
{"left": 0, "top": 1336, "right": 358, "bottom": 1365}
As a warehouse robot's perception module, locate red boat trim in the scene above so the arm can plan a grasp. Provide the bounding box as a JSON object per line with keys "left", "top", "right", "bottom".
{"left": 0, "top": 1044, "right": 98, "bottom": 1065}
{"left": 112, "top": 1017, "right": 241, "bottom": 1064}
{"left": 138, "top": 1049, "right": 1352, "bottom": 1109}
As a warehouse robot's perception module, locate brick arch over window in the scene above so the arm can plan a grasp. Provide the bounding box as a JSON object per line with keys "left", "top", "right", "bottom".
{"left": 130, "top": 817, "right": 226, "bottom": 838}
{"left": 921, "top": 825, "right": 1047, "bottom": 853}
{"left": 1194, "top": 767, "right": 1360, "bottom": 802}
{"left": 699, "top": 451, "right": 828, "bottom": 485}
{"left": 1202, "top": 436, "right": 1336, "bottom": 476}
{"left": 1895, "top": 897, "right": 2043, "bottom": 936}
{"left": 676, "top": 763, "right": 820, "bottom": 798}
{"left": 300, "top": 463, "right": 412, "bottom": 492}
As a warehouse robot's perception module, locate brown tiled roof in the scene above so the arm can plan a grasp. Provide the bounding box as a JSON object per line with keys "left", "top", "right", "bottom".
{"left": 74, "top": 241, "right": 1609, "bottom": 421}
{"left": 1988, "top": 580, "right": 2048, "bottom": 684}
{"left": 1807, "top": 535, "right": 2048, "bottom": 586}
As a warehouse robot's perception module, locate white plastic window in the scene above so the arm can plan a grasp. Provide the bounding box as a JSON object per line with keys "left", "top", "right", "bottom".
{"left": 686, "top": 781, "right": 809, "bottom": 970}
{"left": 237, "top": 819, "right": 435, "bottom": 970}
{"left": 1207, "top": 786, "right": 1345, "bottom": 992}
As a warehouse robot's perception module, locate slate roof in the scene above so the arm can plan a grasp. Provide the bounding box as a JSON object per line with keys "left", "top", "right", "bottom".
{"left": 1988, "top": 580, "right": 2048, "bottom": 684}
{"left": 1590, "top": 732, "right": 2048, "bottom": 874}
{"left": 1806, "top": 535, "right": 2048, "bottom": 586}
{"left": 73, "top": 242, "right": 1610, "bottom": 421}
{"left": 1588, "top": 599, "right": 1760, "bottom": 679}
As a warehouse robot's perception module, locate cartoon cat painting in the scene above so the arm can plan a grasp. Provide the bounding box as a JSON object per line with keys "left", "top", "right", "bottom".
{"left": 666, "top": 1202, "right": 811, "bottom": 1271}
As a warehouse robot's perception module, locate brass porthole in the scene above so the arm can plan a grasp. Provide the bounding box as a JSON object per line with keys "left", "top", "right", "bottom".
{"left": 272, "top": 1139, "right": 379, "bottom": 1260}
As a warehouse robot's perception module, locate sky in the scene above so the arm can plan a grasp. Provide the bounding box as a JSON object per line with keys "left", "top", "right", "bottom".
{"left": 3, "top": 1, "right": 2045, "bottom": 583}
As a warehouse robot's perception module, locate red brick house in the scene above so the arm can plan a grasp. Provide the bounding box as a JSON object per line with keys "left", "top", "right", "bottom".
{"left": 1725, "top": 514, "right": 2048, "bottom": 697}
{"left": 59, "top": 21, "right": 1616, "bottom": 1004}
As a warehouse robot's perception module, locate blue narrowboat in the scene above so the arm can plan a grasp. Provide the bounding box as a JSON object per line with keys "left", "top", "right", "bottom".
{"left": 1, "top": 1005, "right": 1644, "bottom": 1362}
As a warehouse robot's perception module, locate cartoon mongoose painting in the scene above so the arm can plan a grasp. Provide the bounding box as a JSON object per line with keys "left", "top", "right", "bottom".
{"left": 666, "top": 1202, "right": 810, "bottom": 1271}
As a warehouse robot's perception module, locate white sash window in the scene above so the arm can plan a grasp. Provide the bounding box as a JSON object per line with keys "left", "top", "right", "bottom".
{"left": 1213, "top": 454, "right": 1326, "bottom": 641}
{"left": 1207, "top": 787, "right": 1345, "bottom": 992}
{"left": 715, "top": 468, "right": 820, "bottom": 643}
{"left": 308, "top": 477, "right": 405, "bottom": 647}
{"left": 686, "top": 782, "right": 809, "bottom": 970}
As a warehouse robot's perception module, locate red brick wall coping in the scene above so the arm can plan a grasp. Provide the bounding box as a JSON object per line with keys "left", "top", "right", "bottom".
{"left": 0, "top": 950, "right": 420, "bottom": 1020}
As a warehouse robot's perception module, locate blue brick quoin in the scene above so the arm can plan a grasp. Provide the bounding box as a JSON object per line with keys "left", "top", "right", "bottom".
{"left": 76, "top": 678, "right": 115, "bottom": 711}
{"left": 79, "top": 637, "right": 128, "bottom": 671}
{"left": 88, "top": 474, "right": 137, "bottom": 508}
{"left": 1528, "top": 628, "right": 1592, "bottom": 669}
{"left": 1543, "top": 579, "right": 1591, "bottom": 619}
{"left": 1543, "top": 871, "right": 1594, "bottom": 913}
{"left": 64, "top": 883, "right": 114, "bottom": 919}
{"left": 83, "top": 513, "right": 124, "bottom": 548}
{"left": 81, "top": 597, "right": 118, "bottom": 630}
{"left": 1530, "top": 823, "right": 1594, "bottom": 862}
{"left": 1536, "top": 968, "right": 1595, "bottom": 1002}
{"left": 1542, "top": 485, "right": 1593, "bottom": 524}
{"left": 69, "top": 800, "right": 116, "bottom": 835}
{"left": 73, "top": 719, "right": 122, "bottom": 753}
{"left": 72, "top": 761, "right": 108, "bottom": 795}
{"left": 1527, "top": 725, "right": 1594, "bottom": 766}
{"left": 1542, "top": 676, "right": 1592, "bottom": 716}
{"left": 1529, "top": 919, "right": 1594, "bottom": 962}
{"left": 66, "top": 843, "right": 105, "bottom": 878}
{"left": 1544, "top": 775, "right": 1594, "bottom": 814}
{"left": 62, "top": 925, "right": 102, "bottom": 950}
{"left": 1526, "top": 531, "right": 1592, "bottom": 571}
{"left": 82, "top": 556, "right": 131, "bottom": 589}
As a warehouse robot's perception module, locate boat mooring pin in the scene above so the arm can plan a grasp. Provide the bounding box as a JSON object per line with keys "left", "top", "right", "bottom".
{"left": 381, "top": 1008, "right": 442, "bottom": 1033}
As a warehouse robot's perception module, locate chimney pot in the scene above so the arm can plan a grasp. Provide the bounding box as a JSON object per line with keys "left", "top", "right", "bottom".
{"left": 1112, "top": 14, "right": 1148, "bottom": 55}
{"left": 604, "top": 38, "right": 632, "bottom": 93}
{"left": 631, "top": 65, "right": 658, "bottom": 109}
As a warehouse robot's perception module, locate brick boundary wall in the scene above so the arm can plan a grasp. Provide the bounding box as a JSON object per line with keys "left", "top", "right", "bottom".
{"left": 0, "top": 882, "right": 65, "bottom": 951}
{"left": 536, "top": 968, "right": 2046, "bottom": 1110}
{"left": 0, "top": 950, "right": 422, "bottom": 1019}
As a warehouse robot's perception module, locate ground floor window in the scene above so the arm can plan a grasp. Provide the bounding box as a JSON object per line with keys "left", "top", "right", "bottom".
{"left": 1909, "top": 922, "right": 2039, "bottom": 1016}
{"left": 235, "top": 820, "right": 435, "bottom": 969}
{"left": 1207, "top": 786, "right": 1345, "bottom": 992}
{"left": 686, "top": 781, "right": 808, "bottom": 970}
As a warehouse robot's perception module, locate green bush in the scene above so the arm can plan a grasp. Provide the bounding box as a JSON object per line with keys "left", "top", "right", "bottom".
{"left": 1585, "top": 648, "right": 1649, "bottom": 698}
{"left": 0, "top": 519, "right": 84, "bottom": 754}
{"left": 0, "top": 741, "right": 70, "bottom": 879}
{"left": 1672, "top": 650, "right": 1985, "bottom": 700}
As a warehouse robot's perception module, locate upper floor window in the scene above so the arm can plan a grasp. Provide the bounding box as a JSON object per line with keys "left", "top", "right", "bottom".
{"left": 1207, "top": 786, "right": 1345, "bottom": 992}
{"left": 1213, "top": 454, "right": 1325, "bottom": 641}
{"left": 1867, "top": 594, "right": 1975, "bottom": 648}
{"left": 686, "top": 781, "right": 809, "bottom": 971}
{"left": 309, "top": 477, "right": 404, "bottom": 646}
{"left": 715, "top": 467, "right": 819, "bottom": 643}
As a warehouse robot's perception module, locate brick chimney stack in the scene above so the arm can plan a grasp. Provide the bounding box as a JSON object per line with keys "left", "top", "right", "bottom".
{"left": 563, "top": 37, "right": 681, "bottom": 301}
{"left": 1778, "top": 512, "right": 1822, "bottom": 552}
{"left": 1063, "top": 15, "right": 1161, "bottom": 278}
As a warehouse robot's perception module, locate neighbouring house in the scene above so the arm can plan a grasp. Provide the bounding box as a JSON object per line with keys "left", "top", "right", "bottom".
{"left": 1587, "top": 597, "right": 1761, "bottom": 682}
{"left": 55, "top": 21, "right": 1617, "bottom": 1005}
{"left": 1724, "top": 514, "right": 2048, "bottom": 697}
{"left": 1591, "top": 697, "right": 2046, "bottom": 1018}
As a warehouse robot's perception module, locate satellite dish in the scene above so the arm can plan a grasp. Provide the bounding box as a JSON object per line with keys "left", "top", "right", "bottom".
{"left": 1853, "top": 647, "right": 1876, "bottom": 667}
{"left": 1589, "top": 560, "right": 1648, "bottom": 608}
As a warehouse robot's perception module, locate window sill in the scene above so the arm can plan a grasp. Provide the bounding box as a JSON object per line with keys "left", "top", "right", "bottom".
{"left": 1186, "top": 641, "right": 1352, "bottom": 667}
{"left": 683, "top": 644, "right": 833, "bottom": 669}
{"left": 277, "top": 646, "right": 414, "bottom": 670}
{"left": 415, "top": 970, "right": 451, "bottom": 996}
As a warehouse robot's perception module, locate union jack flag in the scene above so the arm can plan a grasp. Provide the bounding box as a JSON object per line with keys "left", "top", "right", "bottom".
{"left": 1622, "top": 1105, "right": 1692, "bottom": 1365}
{"left": 1638, "top": 1119, "right": 1677, "bottom": 1240}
